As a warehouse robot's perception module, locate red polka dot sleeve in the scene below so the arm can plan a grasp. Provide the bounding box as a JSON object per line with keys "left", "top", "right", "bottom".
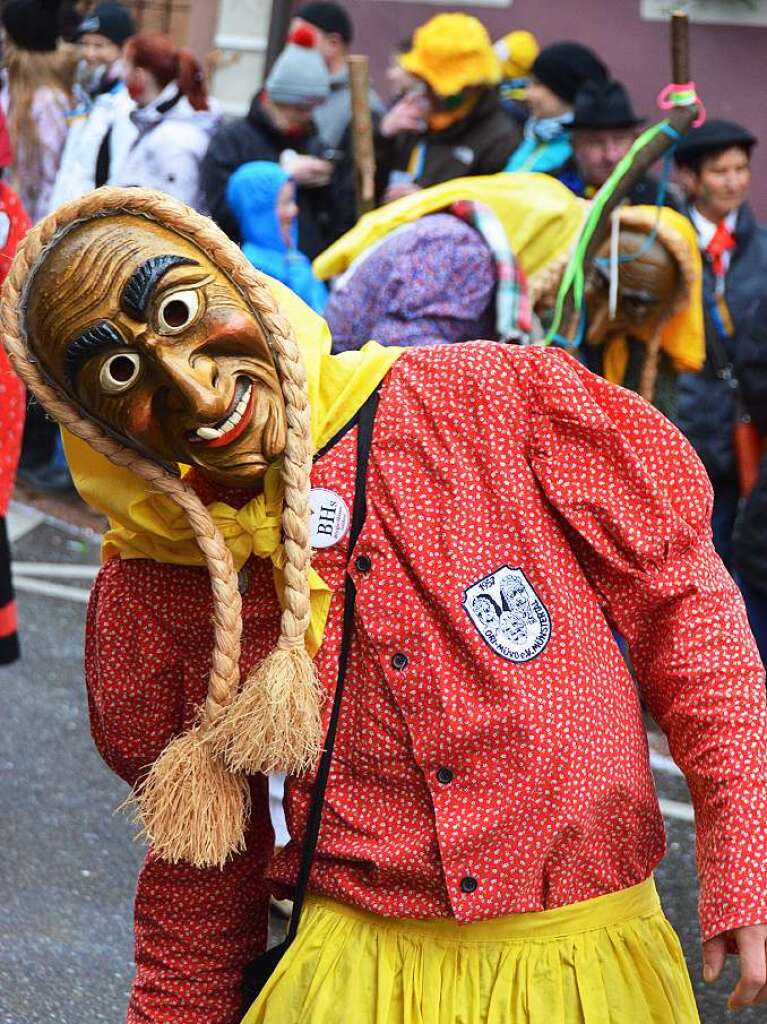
{"left": 523, "top": 348, "right": 767, "bottom": 942}
{"left": 86, "top": 556, "right": 273, "bottom": 1023}
{"left": 85, "top": 557, "right": 186, "bottom": 786}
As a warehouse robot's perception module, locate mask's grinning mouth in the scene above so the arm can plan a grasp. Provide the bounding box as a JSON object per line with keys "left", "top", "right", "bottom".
{"left": 187, "top": 377, "right": 254, "bottom": 448}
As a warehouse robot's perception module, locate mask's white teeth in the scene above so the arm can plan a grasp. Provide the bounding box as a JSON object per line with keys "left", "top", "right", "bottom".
{"left": 194, "top": 384, "right": 252, "bottom": 441}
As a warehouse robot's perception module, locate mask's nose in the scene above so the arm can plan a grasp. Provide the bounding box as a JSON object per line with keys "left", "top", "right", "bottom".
{"left": 155, "top": 348, "right": 228, "bottom": 421}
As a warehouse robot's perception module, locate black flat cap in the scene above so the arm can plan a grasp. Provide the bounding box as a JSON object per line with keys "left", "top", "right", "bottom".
{"left": 572, "top": 80, "right": 645, "bottom": 130}
{"left": 674, "top": 118, "right": 757, "bottom": 164}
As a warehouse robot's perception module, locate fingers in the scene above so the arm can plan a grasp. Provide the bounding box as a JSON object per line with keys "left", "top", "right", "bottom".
{"left": 702, "top": 934, "right": 727, "bottom": 983}
{"left": 728, "top": 927, "right": 767, "bottom": 1009}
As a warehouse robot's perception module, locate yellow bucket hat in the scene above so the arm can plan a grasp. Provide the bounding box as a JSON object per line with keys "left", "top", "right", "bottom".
{"left": 400, "top": 13, "right": 501, "bottom": 97}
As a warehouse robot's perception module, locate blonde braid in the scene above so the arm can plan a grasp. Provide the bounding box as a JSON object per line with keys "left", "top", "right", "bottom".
{"left": 209, "top": 282, "right": 325, "bottom": 775}
{"left": 0, "top": 187, "right": 321, "bottom": 863}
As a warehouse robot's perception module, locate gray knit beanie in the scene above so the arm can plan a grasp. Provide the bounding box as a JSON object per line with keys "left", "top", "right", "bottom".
{"left": 265, "top": 24, "right": 330, "bottom": 107}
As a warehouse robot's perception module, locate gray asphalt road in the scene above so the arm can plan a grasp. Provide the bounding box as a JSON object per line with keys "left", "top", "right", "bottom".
{"left": 0, "top": 503, "right": 763, "bottom": 1023}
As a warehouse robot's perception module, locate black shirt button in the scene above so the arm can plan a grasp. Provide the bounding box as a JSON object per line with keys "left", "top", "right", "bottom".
{"left": 391, "top": 652, "right": 408, "bottom": 670}
{"left": 355, "top": 554, "right": 371, "bottom": 573}
{"left": 436, "top": 766, "right": 453, "bottom": 785}
{"left": 460, "top": 875, "right": 478, "bottom": 894}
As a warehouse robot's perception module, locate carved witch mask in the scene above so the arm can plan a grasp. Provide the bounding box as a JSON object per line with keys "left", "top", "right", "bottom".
{"left": 25, "top": 213, "right": 289, "bottom": 490}
{"left": 585, "top": 228, "right": 680, "bottom": 346}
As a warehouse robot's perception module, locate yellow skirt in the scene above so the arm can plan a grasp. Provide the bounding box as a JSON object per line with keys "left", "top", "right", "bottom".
{"left": 242, "top": 878, "right": 699, "bottom": 1023}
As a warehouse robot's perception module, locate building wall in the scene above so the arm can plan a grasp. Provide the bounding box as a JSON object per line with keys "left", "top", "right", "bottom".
{"left": 353, "top": 0, "right": 767, "bottom": 216}
{"left": 121, "top": 0, "right": 192, "bottom": 38}
{"left": 203, "top": 0, "right": 272, "bottom": 115}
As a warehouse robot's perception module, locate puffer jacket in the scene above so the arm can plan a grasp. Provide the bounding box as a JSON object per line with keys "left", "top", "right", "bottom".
{"left": 107, "top": 81, "right": 221, "bottom": 212}
{"left": 733, "top": 296, "right": 767, "bottom": 594}
{"left": 225, "top": 160, "right": 327, "bottom": 313}
{"left": 676, "top": 203, "right": 767, "bottom": 480}
{"left": 48, "top": 77, "right": 134, "bottom": 212}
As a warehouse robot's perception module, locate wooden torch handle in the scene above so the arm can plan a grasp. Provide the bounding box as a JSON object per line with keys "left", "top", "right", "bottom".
{"left": 348, "top": 54, "right": 376, "bottom": 219}
{"left": 671, "top": 9, "right": 690, "bottom": 84}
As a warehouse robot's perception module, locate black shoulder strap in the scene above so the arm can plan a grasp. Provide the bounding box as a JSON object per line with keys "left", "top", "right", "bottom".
{"left": 94, "top": 127, "right": 112, "bottom": 188}
{"left": 285, "top": 386, "right": 379, "bottom": 942}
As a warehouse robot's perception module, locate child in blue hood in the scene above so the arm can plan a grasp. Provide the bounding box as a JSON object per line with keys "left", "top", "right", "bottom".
{"left": 226, "top": 160, "right": 328, "bottom": 313}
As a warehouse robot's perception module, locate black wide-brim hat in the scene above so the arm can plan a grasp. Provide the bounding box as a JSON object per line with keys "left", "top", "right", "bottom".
{"left": 572, "top": 79, "right": 645, "bottom": 130}
{"left": 674, "top": 118, "right": 757, "bottom": 163}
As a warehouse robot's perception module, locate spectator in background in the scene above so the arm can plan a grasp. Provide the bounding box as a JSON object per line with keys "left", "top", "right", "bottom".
{"left": 0, "top": 339, "right": 24, "bottom": 665}
{"left": 226, "top": 160, "right": 327, "bottom": 313}
{"left": 673, "top": 119, "right": 767, "bottom": 566}
{"left": 384, "top": 36, "right": 414, "bottom": 106}
{"left": 0, "top": 103, "right": 29, "bottom": 663}
{"left": 734, "top": 295, "right": 767, "bottom": 665}
{"left": 505, "top": 41, "right": 607, "bottom": 176}
{"left": 376, "top": 13, "right": 521, "bottom": 202}
{"left": 292, "top": 1, "right": 383, "bottom": 151}
{"left": 105, "top": 32, "right": 220, "bottom": 212}
{"left": 493, "top": 29, "right": 539, "bottom": 128}
{"left": 1, "top": 0, "right": 76, "bottom": 222}
{"left": 48, "top": 2, "right": 136, "bottom": 209}
{"left": 562, "top": 79, "right": 677, "bottom": 206}
{"left": 2, "top": 0, "right": 74, "bottom": 492}
{"left": 0, "top": 109, "right": 31, "bottom": 278}
{"left": 74, "top": 1, "right": 133, "bottom": 98}
{"left": 203, "top": 25, "right": 350, "bottom": 259}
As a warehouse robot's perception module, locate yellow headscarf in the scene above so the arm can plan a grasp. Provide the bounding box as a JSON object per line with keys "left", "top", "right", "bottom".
{"left": 314, "top": 173, "right": 588, "bottom": 283}
{"left": 64, "top": 278, "right": 402, "bottom": 654}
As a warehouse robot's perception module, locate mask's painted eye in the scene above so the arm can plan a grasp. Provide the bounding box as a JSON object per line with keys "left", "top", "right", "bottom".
{"left": 99, "top": 352, "right": 141, "bottom": 394}
{"left": 157, "top": 289, "right": 200, "bottom": 333}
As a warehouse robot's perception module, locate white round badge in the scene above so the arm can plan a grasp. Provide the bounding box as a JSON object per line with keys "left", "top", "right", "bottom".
{"left": 309, "top": 487, "right": 350, "bottom": 549}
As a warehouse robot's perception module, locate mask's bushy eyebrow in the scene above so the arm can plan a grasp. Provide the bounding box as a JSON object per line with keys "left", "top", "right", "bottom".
{"left": 120, "top": 255, "right": 197, "bottom": 321}
{"left": 64, "top": 321, "right": 124, "bottom": 384}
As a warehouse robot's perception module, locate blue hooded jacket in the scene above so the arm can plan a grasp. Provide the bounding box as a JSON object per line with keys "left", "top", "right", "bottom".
{"left": 226, "top": 161, "right": 328, "bottom": 313}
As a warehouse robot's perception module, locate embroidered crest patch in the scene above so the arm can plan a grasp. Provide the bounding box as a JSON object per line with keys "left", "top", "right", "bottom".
{"left": 463, "top": 566, "right": 552, "bottom": 663}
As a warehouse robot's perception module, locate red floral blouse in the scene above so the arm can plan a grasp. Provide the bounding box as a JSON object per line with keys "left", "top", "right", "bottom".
{"left": 85, "top": 344, "right": 767, "bottom": 1024}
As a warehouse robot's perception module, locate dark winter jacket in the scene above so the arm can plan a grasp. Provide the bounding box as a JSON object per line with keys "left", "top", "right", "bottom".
{"left": 201, "top": 96, "right": 354, "bottom": 260}
{"left": 375, "top": 89, "right": 521, "bottom": 195}
{"left": 675, "top": 203, "right": 767, "bottom": 480}
{"left": 733, "top": 296, "right": 767, "bottom": 594}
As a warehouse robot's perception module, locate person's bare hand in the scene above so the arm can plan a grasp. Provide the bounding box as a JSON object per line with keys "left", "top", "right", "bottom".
{"left": 703, "top": 923, "right": 767, "bottom": 1009}
{"left": 290, "top": 155, "right": 333, "bottom": 187}
{"left": 383, "top": 181, "right": 421, "bottom": 204}
{"left": 380, "top": 93, "right": 428, "bottom": 138}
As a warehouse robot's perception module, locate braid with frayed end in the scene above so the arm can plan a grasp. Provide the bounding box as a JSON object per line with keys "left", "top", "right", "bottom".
{"left": 0, "top": 187, "right": 321, "bottom": 866}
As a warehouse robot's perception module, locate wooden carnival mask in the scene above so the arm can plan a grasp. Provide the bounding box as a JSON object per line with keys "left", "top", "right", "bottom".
{"left": 24, "top": 214, "right": 288, "bottom": 489}
{"left": 584, "top": 229, "right": 680, "bottom": 346}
